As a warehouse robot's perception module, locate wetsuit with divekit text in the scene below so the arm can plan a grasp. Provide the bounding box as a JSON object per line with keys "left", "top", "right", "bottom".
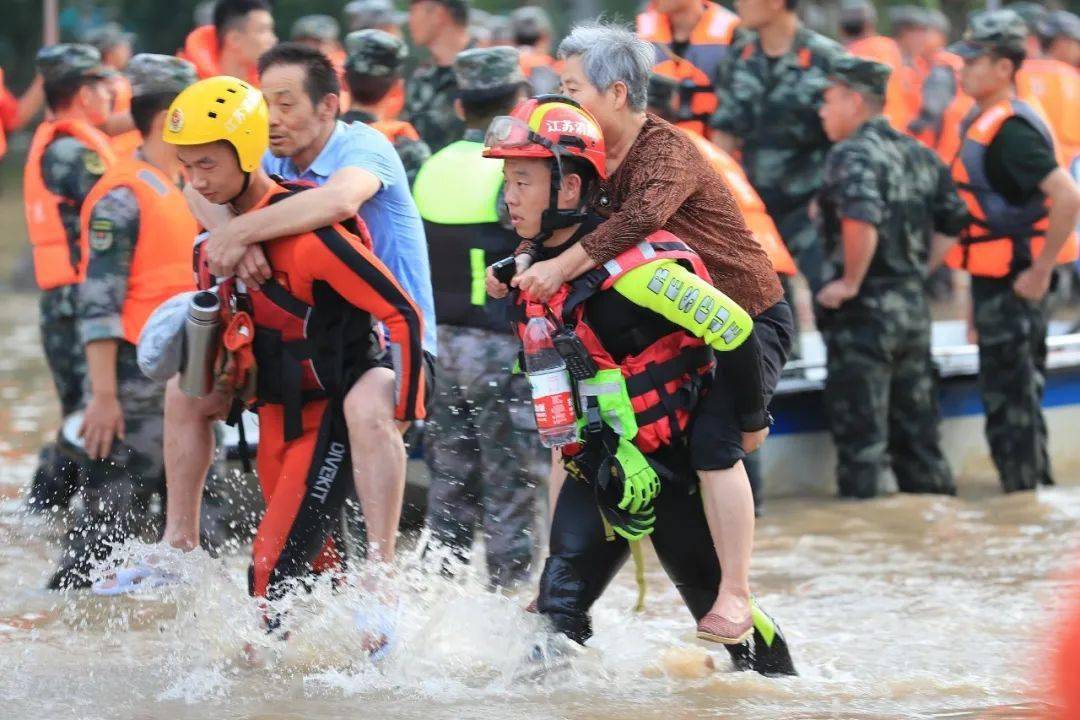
{"left": 202, "top": 180, "right": 426, "bottom": 604}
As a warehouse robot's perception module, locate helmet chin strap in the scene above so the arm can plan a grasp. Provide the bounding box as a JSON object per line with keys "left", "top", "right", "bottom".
{"left": 226, "top": 171, "right": 252, "bottom": 206}
{"left": 522, "top": 156, "right": 588, "bottom": 254}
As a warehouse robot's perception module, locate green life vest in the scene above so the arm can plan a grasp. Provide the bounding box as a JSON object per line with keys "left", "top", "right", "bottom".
{"left": 413, "top": 139, "right": 520, "bottom": 332}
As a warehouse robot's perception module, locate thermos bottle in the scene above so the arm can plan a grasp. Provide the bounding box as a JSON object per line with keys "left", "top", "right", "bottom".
{"left": 178, "top": 291, "right": 222, "bottom": 398}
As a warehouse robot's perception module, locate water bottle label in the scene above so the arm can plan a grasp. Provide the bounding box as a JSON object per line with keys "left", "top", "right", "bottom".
{"left": 529, "top": 371, "right": 575, "bottom": 430}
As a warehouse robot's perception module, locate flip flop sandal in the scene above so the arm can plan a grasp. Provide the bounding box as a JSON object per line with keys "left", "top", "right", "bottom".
{"left": 91, "top": 561, "right": 181, "bottom": 596}
{"left": 696, "top": 612, "right": 753, "bottom": 645}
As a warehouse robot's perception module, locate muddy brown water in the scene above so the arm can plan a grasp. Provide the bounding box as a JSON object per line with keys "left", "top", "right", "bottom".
{"left": 0, "top": 293, "right": 1076, "bottom": 720}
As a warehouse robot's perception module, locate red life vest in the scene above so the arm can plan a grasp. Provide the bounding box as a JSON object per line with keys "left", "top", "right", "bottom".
{"left": 518, "top": 232, "right": 716, "bottom": 455}
{"left": 945, "top": 98, "right": 1079, "bottom": 277}
{"left": 196, "top": 180, "right": 377, "bottom": 441}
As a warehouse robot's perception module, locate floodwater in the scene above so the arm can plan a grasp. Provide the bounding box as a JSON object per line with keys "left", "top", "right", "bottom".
{"left": 0, "top": 293, "right": 1077, "bottom": 720}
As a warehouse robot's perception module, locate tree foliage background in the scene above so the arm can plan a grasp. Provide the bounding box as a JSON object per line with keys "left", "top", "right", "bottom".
{"left": 2, "top": 0, "right": 1079, "bottom": 89}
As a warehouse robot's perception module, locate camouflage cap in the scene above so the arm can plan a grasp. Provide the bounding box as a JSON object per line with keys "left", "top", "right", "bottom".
{"left": 125, "top": 53, "right": 197, "bottom": 98}
{"left": 291, "top": 15, "right": 341, "bottom": 42}
{"left": 344, "top": 29, "right": 408, "bottom": 77}
{"left": 924, "top": 9, "right": 950, "bottom": 35}
{"left": 827, "top": 54, "right": 892, "bottom": 99}
{"left": 949, "top": 10, "right": 1029, "bottom": 60}
{"left": 839, "top": 0, "right": 876, "bottom": 27}
{"left": 1005, "top": 2, "right": 1048, "bottom": 32}
{"left": 410, "top": 0, "right": 470, "bottom": 17}
{"left": 36, "top": 44, "right": 112, "bottom": 85}
{"left": 83, "top": 22, "right": 135, "bottom": 54}
{"left": 887, "top": 5, "right": 930, "bottom": 31}
{"left": 1040, "top": 11, "right": 1080, "bottom": 43}
{"left": 453, "top": 46, "right": 524, "bottom": 98}
{"left": 345, "top": 0, "right": 405, "bottom": 31}
{"left": 510, "top": 6, "right": 553, "bottom": 42}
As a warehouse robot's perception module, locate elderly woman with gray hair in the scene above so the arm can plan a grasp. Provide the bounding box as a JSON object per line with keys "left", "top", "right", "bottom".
{"left": 493, "top": 22, "right": 795, "bottom": 645}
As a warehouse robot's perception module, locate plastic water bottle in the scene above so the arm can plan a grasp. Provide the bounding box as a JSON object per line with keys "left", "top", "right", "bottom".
{"left": 523, "top": 312, "right": 578, "bottom": 448}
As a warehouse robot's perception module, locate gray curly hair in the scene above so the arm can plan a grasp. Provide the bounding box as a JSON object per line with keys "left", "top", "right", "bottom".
{"left": 558, "top": 22, "right": 654, "bottom": 112}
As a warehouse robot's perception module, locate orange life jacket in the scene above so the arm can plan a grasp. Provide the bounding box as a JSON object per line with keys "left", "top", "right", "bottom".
{"left": 1017, "top": 57, "right": 1080, "bottom": 164}
{"left": 24, "top": 119, "right": 117, "bottom": 290}
{"left": 517, "top": 233, "right": 716, "bottom": 455}
{"left": 80, "top": 154, "right": 198, "bottom": 343}
{"left": 178, "top": 25, "right": 260, "bottom": 85}
{"left": 885, "top": 55, "right": 928, "bottom": 134}
{"left": 519, "top": 50, "right": 563, "bottom": 95}
{"left": 923, "top": 52, "right": 974, "bottom": 162}
{"left": 637, "top": 1, "right": 739, "bottom": 138}
{"left": 370, "top": 119, "right": 421, "bottom": 144}
{"left": 681, "top": 129, "right": 797, "bottom": 276}
{"left": 945, "top": 98, "right": 1079, "bottom": 277}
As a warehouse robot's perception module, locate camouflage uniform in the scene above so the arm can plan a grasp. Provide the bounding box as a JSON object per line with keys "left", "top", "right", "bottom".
{"left": 342, "top": 29, "right": 431, "bottom": 186}
{"left": 27, "top": 45, "right": 112, "bottom": 513}
{"left": 420, "top": 47, "right": 545, "bottom": 588}
{"left": 712, "top": 25, "right": 845, "bottom": 294}
{"left": 816, "top": 58, "right": 970, "bottom": 499}
{"left": 50, "top": 55, "right": 198, "bottom": 588}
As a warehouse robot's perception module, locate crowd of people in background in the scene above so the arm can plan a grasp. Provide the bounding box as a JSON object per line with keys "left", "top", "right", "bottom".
{"left": 0, "top": 0, "right": 1079, "bottom": 670}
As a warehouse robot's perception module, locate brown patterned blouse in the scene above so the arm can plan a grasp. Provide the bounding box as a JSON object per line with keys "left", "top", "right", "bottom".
{"left": 582, "top": 114, "right": 783, "bottom": 317}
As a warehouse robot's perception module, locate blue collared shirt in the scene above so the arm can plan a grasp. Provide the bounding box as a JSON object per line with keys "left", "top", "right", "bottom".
{"left": 263, "top": 120, "right": 437, "bottom": 355}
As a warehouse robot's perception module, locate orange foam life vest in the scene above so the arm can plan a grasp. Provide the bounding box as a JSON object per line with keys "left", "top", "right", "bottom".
{"left": 885, "top": 55, "right": 928, "bottom": 135}
{"left": 945, "top": 98, "right": 1079, "bottom": 277}
{"left": 518, "top": 233, "right": 717, "bottom": 455}
{"left": 681, "top": 129, "right": 797, "bottom": 276}
{"left": 370, "top": 119, "right": 421, "bottom": 144}
{"left": 24, "top": 119, "right": 117, "bottom": 290}
{"left": 178, "top": 25, "right": 260, "bottom": 85}
{"left": 848, "top": 36, "right": 907, "bottom": 136}
{"left": 637, "top": 1, "right": 738, "bottom": 138}
{"left": 80, "top": 155, "right": 198, "bottom": 343}
{"left": 1017, "top": 57, "right": 1080, "bottom": 165}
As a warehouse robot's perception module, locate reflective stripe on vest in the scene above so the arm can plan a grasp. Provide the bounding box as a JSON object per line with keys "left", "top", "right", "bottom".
{"left": 24, "top": 119, "right": 117, "bottom": 290}
{"left": 413, "top": 140, "right": 519, "bottom": 330}
{"left": 637, "top": 2, "right": 737, "bottom": 137}
{"left": 521, "top": 232, "right": 716, "bottom": 454}
{"left": 80, "top": 156, "right": 198, "bottom": 343}
{"left": 945, "top": 98, "right": 1079, "bottom": 277}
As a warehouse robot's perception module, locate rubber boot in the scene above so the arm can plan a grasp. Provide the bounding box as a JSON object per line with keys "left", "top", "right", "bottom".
{"left": 26, "top": 442, "right": 81, "bottom": 514}
{"left": 47, "top": 463, "right": 138, "bottom": 590}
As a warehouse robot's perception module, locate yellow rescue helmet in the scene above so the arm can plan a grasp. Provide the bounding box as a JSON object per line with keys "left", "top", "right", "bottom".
{"left": 162, "top": 75, "right": 268, "bottom": 172}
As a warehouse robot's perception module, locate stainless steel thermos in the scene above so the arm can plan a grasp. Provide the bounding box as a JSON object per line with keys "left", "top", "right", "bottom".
{"left": 178, "top": 291, "right": 222, "bottom": 398}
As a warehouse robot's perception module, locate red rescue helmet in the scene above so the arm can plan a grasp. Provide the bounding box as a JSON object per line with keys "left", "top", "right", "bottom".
{"left": 483, "top": 95, "right": 607, "bottom": 180}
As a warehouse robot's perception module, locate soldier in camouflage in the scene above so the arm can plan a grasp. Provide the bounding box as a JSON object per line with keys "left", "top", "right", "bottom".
{"left": 414, "top": 47, "right": 544, "bottom": 588}
{"left": 25, "top": 45, "right": 116, "bottom": 513}
{"left": 50, "top": 54, "right": 199, "bottom": 589}
{"left": 341, "top": 29, "right": 431, "bottom": 186}
{"left": 815, "top": 56, "right": 969, "bottom": 499}
{"left": 712, "top": 0, "right": 845, "bottom": 304}
{"left": 945, "top": 11, "right": 1080, "bottom": 493}
{"left": 405, "top": 0, "right": 472, "bottom": 153}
